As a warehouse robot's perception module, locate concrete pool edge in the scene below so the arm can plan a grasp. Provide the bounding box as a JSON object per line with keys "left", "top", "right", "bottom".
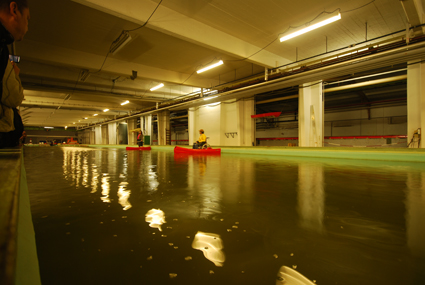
{"left": 62, "top": 145, "right": 425, "bottom": 163}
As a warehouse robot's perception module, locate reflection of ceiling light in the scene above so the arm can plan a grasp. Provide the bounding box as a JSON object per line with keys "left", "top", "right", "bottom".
{"left": 203, "top": 96, "right": 218, "bottom": 101}
{"left": 44, "top": 127, "right": 54, "bottom": 129}
{"left": 205, "top": 102, "right": 220, "bottom": 107}
{"left": 197, "top": 60, "right": 223, "bottom": 74}
{"left": 103, "top": 109, "right": 109, "bottom": 112}
{"left": 110, "top": 32, "right": 132, "bottom": 54}
{"left": 121, "top": 100, "right": 130, "bottom": 106}
{"left": 280, "top": 13, "right": 341, "bottom": 42}
{"left": 150, "top": 83, "right": 164, "bottom": 91}
{"left": 93, "top": 114, "right": 98, "bottom": 116}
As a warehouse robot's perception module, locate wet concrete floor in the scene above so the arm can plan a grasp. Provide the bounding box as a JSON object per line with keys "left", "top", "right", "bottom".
{"left": 24, "top": 147, "right": 425, "bottom": 285}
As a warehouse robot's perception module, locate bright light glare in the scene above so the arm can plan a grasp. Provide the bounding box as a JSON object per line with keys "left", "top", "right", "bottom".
{"left": 121, "top": 100, "right": 130, "bottom": 106}
{"left": 103, "top": 109, "right": 109, "bottom": 112}
{"left": 280, "top": 13, "right": 341, "bottom": 42}
{"left": 192, "top": 231, "right": 225, "bottom": 267}
{"left": 84, "top": 117, "right": 88, "bottom": 119}
{"left": 150, "top": 83, "right": 164, "bottom": 91}
{"left": 145, "top": 209, "right": 166, "bottom": 231}
{"left": 93, "top": 114, "right": 98, "bottom": 116}
{"left": 197, "top": 60, "right": 224, "bottom": 74}
{"left": 203, "top": 96, "right": 218, "bottom": 101}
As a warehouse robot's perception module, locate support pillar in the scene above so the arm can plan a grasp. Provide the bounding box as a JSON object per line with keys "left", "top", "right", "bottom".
{"left": 95, "top": 125, "right": 101, "bottom": 145}
{"left": 236, "top": 100, "right": 255, "bottom": 146}
{"left": 108, "top": 122, "right": 117, "bottom": 145}
{"left": 188, "top": 107, "right": 197, "bottom": 146}
{"left": 407, "top": 61, "right": 425, "bottom": 148}
{"left": 298, "top": 81, "right": 324, "bottom": 147}
{"left": 157, "top": 110, "right": 170, "bottom": 146}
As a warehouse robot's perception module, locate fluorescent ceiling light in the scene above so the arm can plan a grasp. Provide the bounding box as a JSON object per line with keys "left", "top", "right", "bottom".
{"left": 203, "top": 96, "right": 218, "bottom": 101}
{"left": 280, "top": 13, "right": 341, "bottom": 42}
{"left": 44, "top": 127, "right": 54, "bottom": 129}
{"left": 205, "top": 102, "right": 220, "bottom": 107}
{"left": 150, "top": 83, "right": 164, "bottom": 91}
{"left": 110, "top": 32, "right": 132, "bottom": 55}
{"left": 121, "top": 100, "right": 130, "bottom": 106}
{"left": 103, "top": 109, "right": 109, "bottom": 112}
{"left": 197, "top": 60, "right": 224, "bottom": 74}
{"left": 84, "top": 117, "right": 88, "bottom": 119}
{"left": 93, "top": 114, "right": 98, "bottom": 116}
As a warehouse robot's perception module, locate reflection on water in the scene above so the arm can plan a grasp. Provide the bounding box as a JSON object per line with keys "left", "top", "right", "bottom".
{"left": 101, "top": 174, "right": 110, "bottom": 203}
{"left": 276, "top": 266, "right": 315, "bottom": 285}
{"left": 145, "top": 208, "right": 166, "bottom": 231}
{"left": 406, "top": 172, "right": 425, "bottom": 257}
{"left": 192, "top": 231, "right": 225, "bottom": 267}
{"left": 117, "top": 182, "right": 132, "bottom": 210}
{"left": 26, "top": 147, "right": 425, "bottom": 285}
{"left": 297, "top": 164, "right": 324, "bottom": 233}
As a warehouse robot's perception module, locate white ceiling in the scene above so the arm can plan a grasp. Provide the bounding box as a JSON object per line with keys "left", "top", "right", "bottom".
{"left": 14, "top": 0, "right": 415, "bottom": 127}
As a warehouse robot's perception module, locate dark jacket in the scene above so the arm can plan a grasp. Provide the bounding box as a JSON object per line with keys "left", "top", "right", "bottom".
{"left": 0, "top": 23, "right": 24, "bottom": 147}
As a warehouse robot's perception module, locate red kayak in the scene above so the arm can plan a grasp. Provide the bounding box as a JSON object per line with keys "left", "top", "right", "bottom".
{"left": 174, "top": 146, "right": 221, "bottom": 155}
{"left": 126, "top": 146, "right": 152, "bottom": 151}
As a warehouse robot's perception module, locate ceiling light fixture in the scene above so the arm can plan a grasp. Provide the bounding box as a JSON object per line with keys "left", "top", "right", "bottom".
{"left": 203, "top": 96, "right": 218, "bottom": 101}
{"left": 84, "top": 117, "right": 88, "bottom": 120}
{"left": 197, "top": 60, "right": 224, "bottom": 74}
{"left": 94, "top": 114, "right": 98, "bottom": 116}
{"left": 110, "top": 32, "right": 132, "bottom": 55}
{"left": 150, "top": 83, "right": 164, "bottom": 91}
{"left": 44, "top": 127, "right": 54, "bottom": 129}
{"left": 121, "top": 100, "right": 130, "bottom": 106}
{"left": 65, "top": 126, "right": 68, "bottom": 129}
{"left": 280, "top": 13, "right": 341, "bottom": 42}
{"left": 103, "top": 109, "right": 109, "bottom": 112}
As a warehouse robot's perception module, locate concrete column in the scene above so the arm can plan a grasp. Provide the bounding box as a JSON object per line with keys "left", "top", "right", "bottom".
{"left": 188, "top": 107, "right": 197, "bottom": 146}
{"left": 127, "top": 118, "right": 136, "bottom": 145}
{"left": 141, "top": 115, "right": 153, "bottom": 137}
{"left": 407, "top": 61, "right": 425, "bottom": 148}
{"left": 95, "top": 125, "right": 102, "bottom": 145}
{"left": 236, "top": 99, "right": 255, "bottom": 146}
{"left": 108, "top": 122, "right": 117, "bottom": 145}
{"left": 298, "top": 81, "right": 324, "bottom": 147}
{"left": 157, "top": 110, "right": 170, "bottom": 145}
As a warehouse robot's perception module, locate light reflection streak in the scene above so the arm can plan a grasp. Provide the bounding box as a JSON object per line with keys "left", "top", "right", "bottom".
{"left": 148, "top": 166, "right": 159, "bottom": 192}
{"left": 117, "top": 182, "right": 132, "bottom": 210}
{"left": 91, "top": 164, "right": 99, "bottom": 193}
{"left": 145, "top": 209, "right": 166, "bottom": 231}
{"left": 297, "top": 164, "right": 325, "bottom": 233}
{"left": 82, "top": 155, "right": 89, "bottom": 188}
{"left": 101, "top": 174, "right": 111, "bottom": 203}
{"left": 192, "top": 231, "right": 225, "bottom": 267}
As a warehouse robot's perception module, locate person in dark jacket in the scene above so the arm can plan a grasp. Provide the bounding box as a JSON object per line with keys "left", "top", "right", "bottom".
{"left": 0, "top": 0, "right": 30, "bottom": 148}
{"left": 137, "top": 130, "right": 144, "bottom": 147}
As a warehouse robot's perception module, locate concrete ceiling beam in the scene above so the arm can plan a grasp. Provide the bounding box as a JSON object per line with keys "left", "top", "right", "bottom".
{"left": 71, "top": 0, "right": 291, "bottom": 68}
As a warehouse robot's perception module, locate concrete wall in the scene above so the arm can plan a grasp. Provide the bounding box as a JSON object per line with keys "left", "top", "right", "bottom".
{"left": 257, "top": 106, "right": 407, "bottom": 147}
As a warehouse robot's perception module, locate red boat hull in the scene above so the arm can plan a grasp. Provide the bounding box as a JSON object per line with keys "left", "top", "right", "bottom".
{"left": 126, "top": 146, "right": 152, "bottom": 151}
{"left": 174, "top": 146, "right": 221, "bottom": 155}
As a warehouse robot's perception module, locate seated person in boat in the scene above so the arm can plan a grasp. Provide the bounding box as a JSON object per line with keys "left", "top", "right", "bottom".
{"left": 193, "top": 129, "right": 206, "bottom": 149}
{"left": 137, "top": 130, "right": 143, "bottom": 147}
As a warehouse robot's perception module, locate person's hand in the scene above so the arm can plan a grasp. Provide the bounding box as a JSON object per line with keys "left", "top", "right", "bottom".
{"left": 11, "top": 61, "right": 20, "bottom": 76}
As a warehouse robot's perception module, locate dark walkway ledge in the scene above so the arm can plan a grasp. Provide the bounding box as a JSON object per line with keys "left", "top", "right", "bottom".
{"left": 0, "top": 148, "right": 41, "bottom": 285}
